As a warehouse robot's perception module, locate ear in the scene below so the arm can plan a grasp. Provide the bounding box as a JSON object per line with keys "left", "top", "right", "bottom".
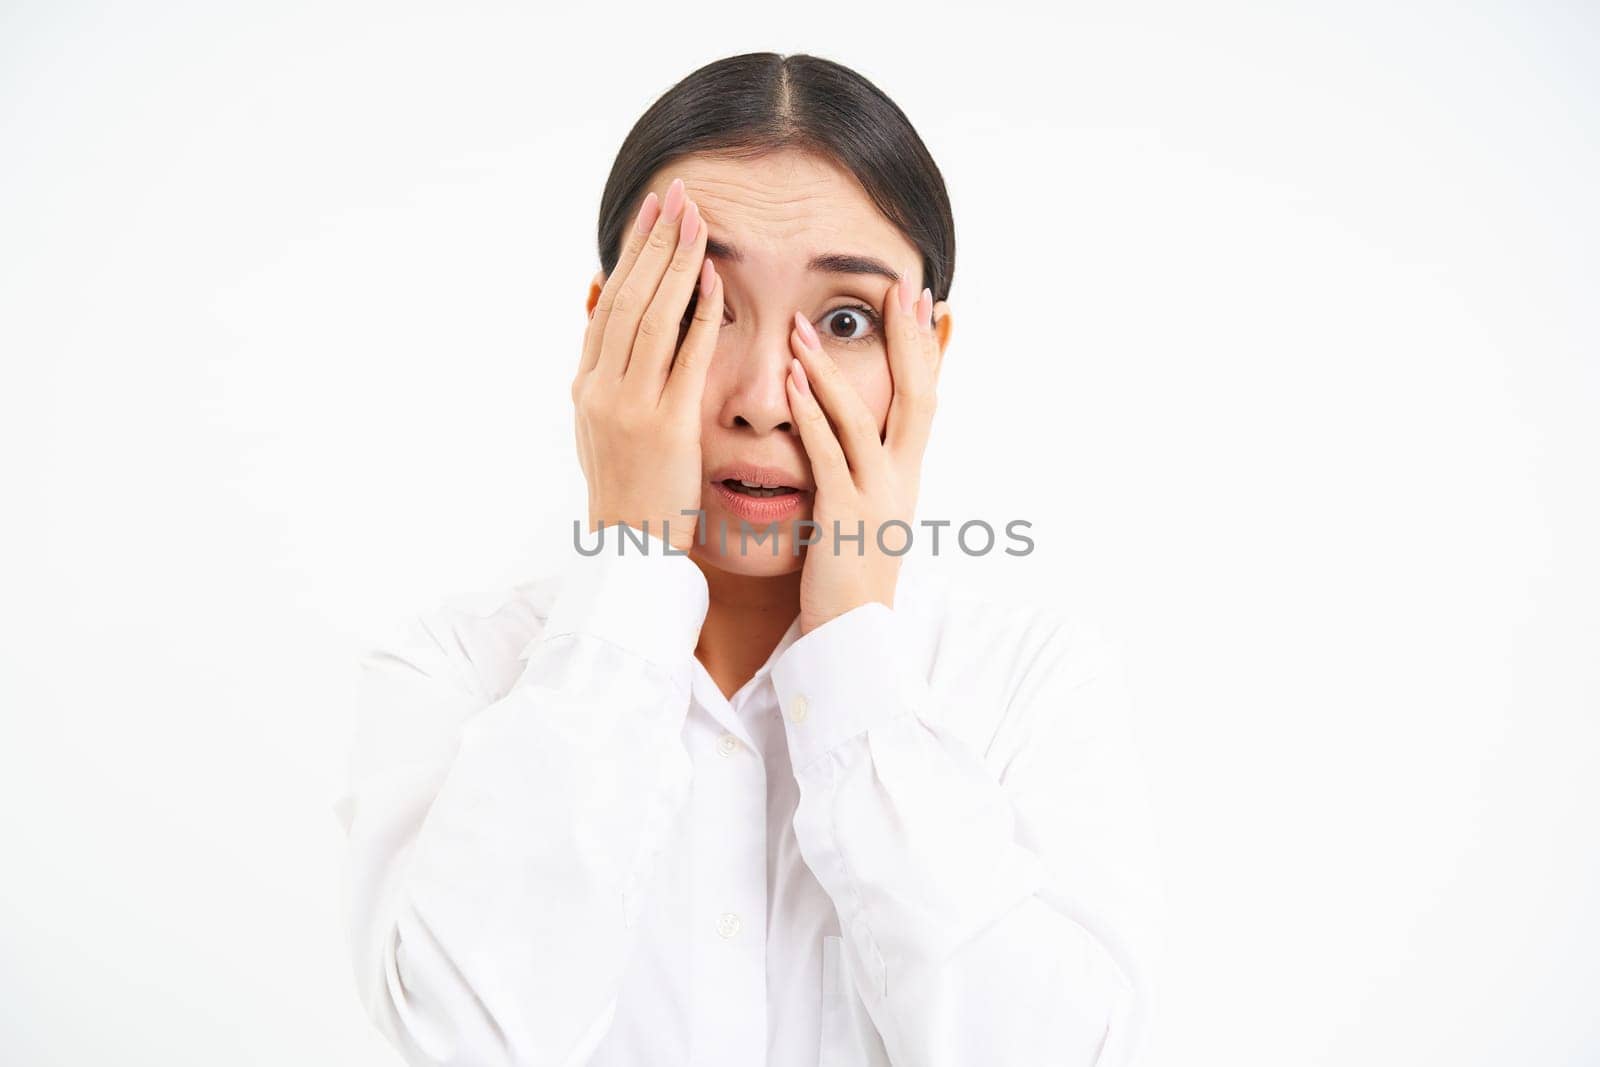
{"left": 585, "top": 269, "right": 605, "bottom": 319}
{"left": 931, "top": 300, "right": 952, "bottom": 376}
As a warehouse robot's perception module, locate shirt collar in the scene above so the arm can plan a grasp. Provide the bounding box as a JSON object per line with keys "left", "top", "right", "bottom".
{"left": 514, "top": 555, "right": 936, "bottom": 666}
{"left": 733, "top": 613, "right": 804, "bottom": 698}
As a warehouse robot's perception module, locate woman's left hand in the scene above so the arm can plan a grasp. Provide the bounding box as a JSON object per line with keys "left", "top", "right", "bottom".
{"left": 785, "top": 276, "right": 942, "bottom": 635}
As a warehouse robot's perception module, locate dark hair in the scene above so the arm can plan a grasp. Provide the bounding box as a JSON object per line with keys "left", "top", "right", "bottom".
{"left": 597, "top": 53, "right": 955, "bottom": 303}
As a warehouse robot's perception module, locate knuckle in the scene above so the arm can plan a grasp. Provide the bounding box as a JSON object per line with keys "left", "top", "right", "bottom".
{"left": 636, "top": 312, "right": 666, "bottom": 339}
{"left": 609, "top": 286, "right": 637, "bottom": 318}
{"left": 647, "top": 228, "right": 675, "bottom": 255}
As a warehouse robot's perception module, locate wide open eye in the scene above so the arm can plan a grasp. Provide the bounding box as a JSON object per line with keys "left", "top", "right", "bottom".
{"left": 820, "top": 303, "right": 882, "bottom": 346}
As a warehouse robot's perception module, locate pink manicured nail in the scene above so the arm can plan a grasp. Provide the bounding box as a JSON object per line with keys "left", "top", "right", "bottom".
{"left": 790, "top": 357, "right": 811, "bottom": 396}
{"left": 662, "top": 178, "right": 685, "bottom": 222}
{"left": 698, "top": 257, "right": 715, "bottom": 297}
{"left": 633, "top": 192, "right": 659, "bottom": 235}
{"left": 678, "top": 200, "right": 700, "bottom": 247}
{"left": 793, "top": 310, "right": 819, "bottom": 347}
{"left": 920, "top": 287, "right": 933, "bottom": 327}
{"left": 899, "top": 276, "right": 916, "bottom": 315}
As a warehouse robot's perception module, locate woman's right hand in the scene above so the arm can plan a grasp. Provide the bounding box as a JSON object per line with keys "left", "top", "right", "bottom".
{"left": 572, "top": 177, "right": 723, "bottom": 553}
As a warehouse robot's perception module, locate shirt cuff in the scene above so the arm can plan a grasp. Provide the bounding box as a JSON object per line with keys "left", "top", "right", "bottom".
{"left": 769, "top": 602, "right": 930, "bottom": 772}
{"left": 530, "top": 527, "right": 710, "bottom": 670}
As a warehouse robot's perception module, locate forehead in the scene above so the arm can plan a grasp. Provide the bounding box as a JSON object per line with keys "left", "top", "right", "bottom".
{"left": 646, "top": 149, "right": 919, "bottom": 279}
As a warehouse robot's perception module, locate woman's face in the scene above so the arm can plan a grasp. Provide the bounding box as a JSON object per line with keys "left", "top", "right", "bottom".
{"left": 589, "top": 148, "right": 950, "bottom": 577}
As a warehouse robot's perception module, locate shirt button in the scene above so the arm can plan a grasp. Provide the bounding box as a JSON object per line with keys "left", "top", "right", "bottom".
{"left": 788, "top": 694, "right": 810, "bottom": 724}
{"left": 716, "top": 733, "right": 739, "bottom": 757}
{"left": 716, "top": 912, "right": 742, "bottom": 939}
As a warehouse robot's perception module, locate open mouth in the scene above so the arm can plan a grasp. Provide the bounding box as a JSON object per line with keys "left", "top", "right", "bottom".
{"left": 720, "top": 478, "right": 799, "bottom": 498}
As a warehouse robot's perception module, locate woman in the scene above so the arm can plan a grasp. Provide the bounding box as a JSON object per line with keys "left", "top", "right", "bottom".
{"left": 336, "top": 52, "right": 1164, "bottom": 1067}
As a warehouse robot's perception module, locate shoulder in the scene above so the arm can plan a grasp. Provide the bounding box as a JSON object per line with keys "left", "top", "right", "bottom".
{"left": 898, "top": 559, "right": 1124, "bottom": 702}
{"left": 895, "top": 560, "right": 1131, "bottom": 768}
{"left": 359, "top": 568, "right": 569, "bottom": 704}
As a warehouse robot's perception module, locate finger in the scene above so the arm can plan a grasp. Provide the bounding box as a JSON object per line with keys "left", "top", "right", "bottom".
{"left": 662, "top": 257, "right": 722, "bottom": 410}
{"left": 785, "top": 356, "right": 852, "bottom": 499}
{"left": 577, "top": 190, "right": 660, "bottom": 380}
{"left": 597, "top": 177, "right": 690, "bottom": 380}
{"left": 626, "top": 196, "right": 709, "bottom": 402}
{"left": 883, "top": 276, "right": 938, "bottom": 463}
{"left": 790, "top": 312, "right": 888, "bottom": 485}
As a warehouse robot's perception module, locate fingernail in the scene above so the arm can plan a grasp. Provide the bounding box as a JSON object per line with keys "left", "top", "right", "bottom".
{"left": 633, "top": 192, "right": 659, "bottom": 235}
{"left": 679, "top": 200, "right": 700, "bottom": 247}
{"left": 899, "top": 277, "right": 916, "bottom": 315}
{"left": 793, "top": 310, "right": 819, "bottom": 347}
{"left": 699, "top": 257, "right": 715, "bottom": 297}
{"left": 662, "top": 178, "right": 685, "bottom": 222}
{"left": 920, "top": 287, "right": 933, "bottom": 327}
{"left": 790, "top": 357, "right": 811, "bottom": 396}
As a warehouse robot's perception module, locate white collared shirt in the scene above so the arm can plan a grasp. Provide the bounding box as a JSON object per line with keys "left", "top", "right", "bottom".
{"left": 334, "top": 544, "right": 1165, "bottom": 1066}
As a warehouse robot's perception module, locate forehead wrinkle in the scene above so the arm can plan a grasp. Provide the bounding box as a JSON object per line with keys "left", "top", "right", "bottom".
{"left": 686, "top": 169, "right": 862, "bottom": 239}
{"left": 695, "top": 192, "right": 902, "bottom": 262}
{"left": 686, "top": 157, "right": 837, "bottom": 202}
{"left": 693, "top": 191, "right": 835, "bottom": 246}
{"left": 665, "top": 156, "right": 916, "bottom": 282}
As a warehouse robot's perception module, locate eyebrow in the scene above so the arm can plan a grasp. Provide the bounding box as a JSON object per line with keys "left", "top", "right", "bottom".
{"left": 704, "top": 237, "right": 902, "bottom": 283}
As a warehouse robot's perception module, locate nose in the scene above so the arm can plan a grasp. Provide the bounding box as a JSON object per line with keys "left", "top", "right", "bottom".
{"left": 716, "top": 326, "right": 796, "bottom": 436}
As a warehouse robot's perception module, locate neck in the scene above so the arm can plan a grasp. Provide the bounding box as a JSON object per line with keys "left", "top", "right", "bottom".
{"left": 691, "top": 557, "right": 802, "bottom": 700}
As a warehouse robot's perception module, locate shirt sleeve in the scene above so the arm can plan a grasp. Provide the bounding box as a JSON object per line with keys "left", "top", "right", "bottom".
{"left": 769, "top": 602, "right": 1166, "bottom": 1067}
{"left": 333, "top": 537, "right": 708, "bottom": 1067}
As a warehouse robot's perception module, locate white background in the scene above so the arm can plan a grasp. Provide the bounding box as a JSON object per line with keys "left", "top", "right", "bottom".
{"left": 2, "top": 2, "right": 1595, "bottom": 1064}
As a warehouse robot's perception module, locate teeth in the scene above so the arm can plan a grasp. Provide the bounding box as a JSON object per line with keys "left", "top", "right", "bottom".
{"left": 726, "top": 478, "right": 792, "bottom": 498}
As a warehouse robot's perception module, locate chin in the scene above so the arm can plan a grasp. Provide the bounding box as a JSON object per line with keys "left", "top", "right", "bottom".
{"left": 691, "top": 545, "right": 805, "bottom": 577}
{"left": 689, "top": 503, "right": 810, "bottom": 577}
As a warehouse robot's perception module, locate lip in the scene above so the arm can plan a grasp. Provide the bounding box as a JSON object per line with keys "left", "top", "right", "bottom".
{"left": 706, "top": 462, "right": 812, "bottom": 528}
{"left": 707, "top": 462, "right": 812, "bottom": 492}
{"left": 710, "top": 480, "right": 808, "bottom": 526}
